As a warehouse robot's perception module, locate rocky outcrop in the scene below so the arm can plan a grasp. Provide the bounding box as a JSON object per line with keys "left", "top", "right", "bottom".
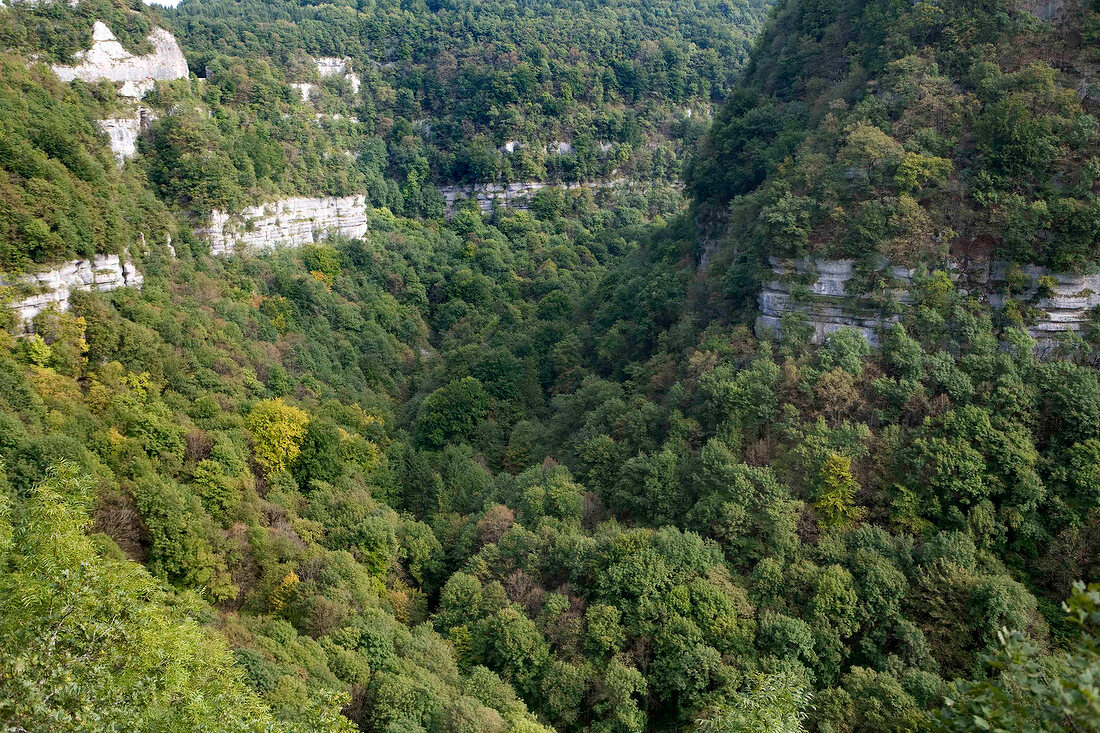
{"left": 97, "top": 107, "right": 153, "bottom": 165}
{"left": 290, "top": 57, "right": 360, "bottom": 106}
{"left": 316, "top": 57, "right": 349, "bottom": 77}
{"left": 198, "top": 195, "right": 369, "bottom": 255}
{"left": 756, "top": 259, "right": 910, "bottom": 347}
{"left": 1015, "top": 0, "right": 1069, "bottom": 21}
{"left": 3, "top": 0, "right": 79, "bottom": 5}
{"left": 3, "top": 254, "right": 143, "bottom": 329}
{"left": 439, "top": 179, "right": 632, "bottom": 216}
{"left": 291, "top": 82, "right": 315, "bottom": 102}
{"left": 756, "top": 257, "right": 1100, "bottom": 348}
{"left": 315, "top": 57, "right": 360, "bottom": 95}
{"left": 200, "top": 181, "right": 654, "bottom": 251}
{"left": 985, "top": 262, "right": 1100, "bottom": 341}
{"left": 52, "top": 21, "right": 188, "bottom": 98}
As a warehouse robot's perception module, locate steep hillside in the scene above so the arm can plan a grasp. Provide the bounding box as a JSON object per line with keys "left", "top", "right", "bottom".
{"left": 0, "top": 51, "right": 173, "bottom": 273}
{"left": 689, "top": 0, "right": 1099, "bottom": 269}
{"left": 165, "top": 0, "right": 774, "bottom": 188}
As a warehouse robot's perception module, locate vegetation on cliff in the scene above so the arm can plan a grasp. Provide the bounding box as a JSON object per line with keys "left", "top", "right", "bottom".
{"left": 688, "top": 0, "right": 1100, "bottom": 270}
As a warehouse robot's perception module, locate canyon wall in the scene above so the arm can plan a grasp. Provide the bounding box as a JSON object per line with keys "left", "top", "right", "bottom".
{"left": 4, "top": 254, "right": 144, "bottom": 329}
{"left": 439, "top": 179, "right": 631, "bottom": 216}
{"left": 198, "top": 195, "right": 369, "bottom": 255}
{"left": 52, "top": 21, "right": 188, "bottom": 98}
{"left": 756, "top": 257, "right": 1100, "bottom": 349}
{"left": 201, "top": 178, "right": 664, "bottom": 253}
{"left": 97, "top": 107, "right": 153, "bottom": 164}
{"left": 201, "top": 181, "right": 642, "bottom": 255}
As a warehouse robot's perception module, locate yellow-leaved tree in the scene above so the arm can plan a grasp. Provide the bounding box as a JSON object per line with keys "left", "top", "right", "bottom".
{"left": 247, "top": 398, "right": 310, "bottom": 475}
{"left": 814, "top": 453, "right": 866, "bottom": 529}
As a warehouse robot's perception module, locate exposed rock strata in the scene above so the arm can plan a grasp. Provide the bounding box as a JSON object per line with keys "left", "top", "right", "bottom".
{"left": 291, "top": 82, "right": 315, "bottom": 102}
{"left": 4, "top": 255, "right": 143, "bottom": 328}
{"left": 439, "top": 179, "right": 631, "bottom": 216}
{"left": 756, "top": 257, "right": 1100, "bottom": 348}
{"left": 201, "top": 181, "right": 654, "bottom": 254}
{"left": 51, "top": 21, "right": 188, "bottom": 98}
{"left": 1015, "top": 0, "right": 1069, "bottom": 21}
{"left": 199, "top": 195, "right": 369, "bottom": 255}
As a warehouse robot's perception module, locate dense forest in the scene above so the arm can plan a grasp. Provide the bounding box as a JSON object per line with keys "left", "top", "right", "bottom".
{"left": 688, "top": 0, "right": 1100, "bottom": 270}
{"left": 0, "top": 0, "right": 760, "bottom": 268}
{"left": 165, "top": 0, "right": 772, "bottom": 184}
{"left": 1, "top": 0, "right": 1100, "bottom": 732}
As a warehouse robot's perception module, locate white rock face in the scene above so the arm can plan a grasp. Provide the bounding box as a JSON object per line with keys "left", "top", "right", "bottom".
{"left": 198, "top": 195, "right": 369, "bottom": 255}
{"left": 755, "top": 257, "right": 1100, "bottom": 349}
{"left": 52, "top": 21, "right": 189, "bottom": 98}
{"left": 201, "top": 182, "right": 649, "bottom": 253}
{"left": 97, "top": 107, "right": 153, "bottom": 165}
{"left": 4, "top": 0, "right": 80, "bottom": 5}
{"left": 315, "top": 57, "right": 348, "bottom": 77}
{"left": 315, "top": 57, "right": 360, "bottom": 94}
{"left": 755, "top": 258, "right": 904, "bottom": 347}
{"left": 3, "top": 254, "right": 143, "bottom": 329}
{"left": 438, "top": 179, "right": 631, "bottom": 216}
{"left": 983, "top": 262, "right": 1100, "bottom": 343}
{"left": 118, "top": 79, "right": 155, "bottom": 99}
{"left": 291, "top": 82, "right": 315, "bottom": 102}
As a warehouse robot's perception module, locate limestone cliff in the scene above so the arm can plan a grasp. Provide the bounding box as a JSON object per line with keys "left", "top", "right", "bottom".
{"left": 52, "top": 21, "right": 188, "bottom": 98}
{"left": 198, "top": 195, "right": 369, "bottom": 255}
{"left": 314, "top": 57, "right": 360, "bottom": 94}
{"left": 756, "top": 258, "right": 1100, "bottom": 350}
{"left": 201, "top": 180, "right": 664, "bottom": 254}
{"left": 439, "top": 179, "right": 634, "bottom": 216}
{"left": 4, "top": 255, "right": 144, "bottom": 329}
{"left": 97, "top": 107, "right": 153, "bottom": 165}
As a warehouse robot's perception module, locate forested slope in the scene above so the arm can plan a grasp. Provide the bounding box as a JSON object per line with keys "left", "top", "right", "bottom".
{"left": 165, "top": 0, "right": 773, "bottom": 186}
{"left": 2, "top": 0, "right": 746, "bottom": 261}
{"left": 688, "top": 0, "right": 1100, "bottom": 269}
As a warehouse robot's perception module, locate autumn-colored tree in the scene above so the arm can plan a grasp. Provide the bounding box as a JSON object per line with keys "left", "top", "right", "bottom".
{"left": 0, "top": 462, "right": 354, "bottom": 732}
{"left": 247, "top": 398, "right": 309, "bottom": 475}
{"left": 815, "top": 453, "right": 866, "bottom": 529}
